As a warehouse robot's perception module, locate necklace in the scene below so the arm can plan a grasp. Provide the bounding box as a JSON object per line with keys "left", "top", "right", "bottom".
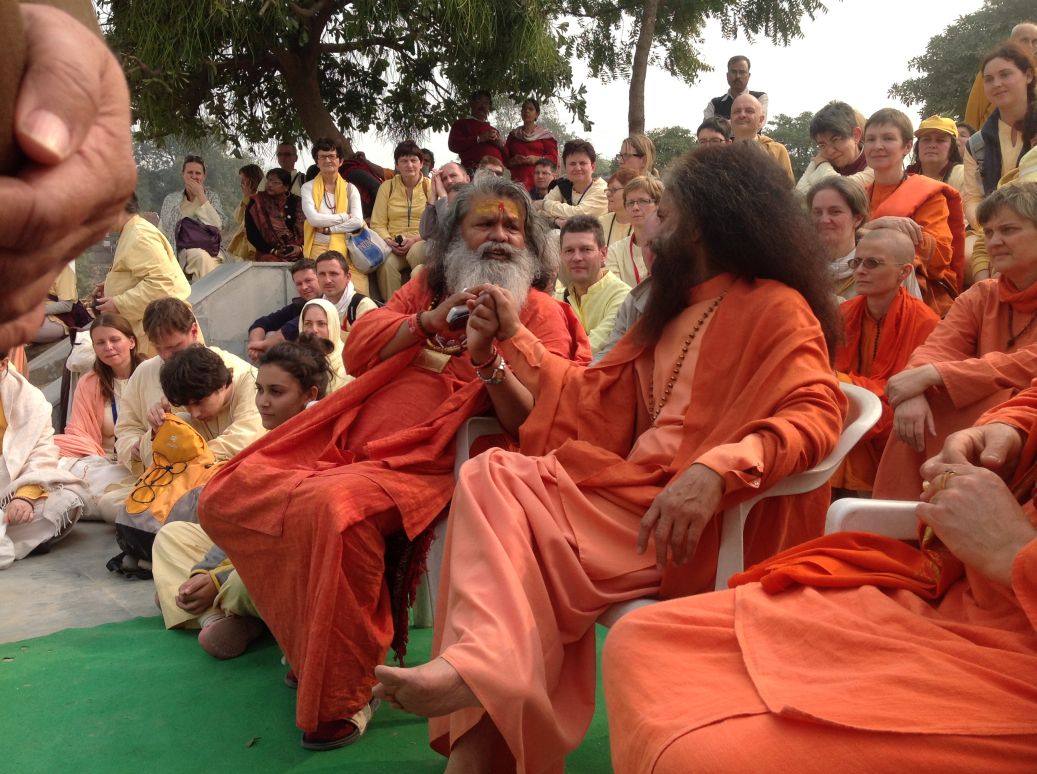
{"left": 647, "top": 292, "right": 725, "bottom": 422}
{"left": 1007, "top": 305, "right": 1037, "bottom": 349}
{"left": 322, "top": 188, "right": 335, "bottom": 211}
{"left": 857, "top": 313, "right": 884, "bottom": 372}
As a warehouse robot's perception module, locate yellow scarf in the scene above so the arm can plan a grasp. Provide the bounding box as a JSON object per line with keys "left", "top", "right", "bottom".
{"left": 304, "top": 174, "right": 351, "bottom": 258}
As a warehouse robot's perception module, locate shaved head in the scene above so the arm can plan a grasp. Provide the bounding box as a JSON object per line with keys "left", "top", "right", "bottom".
{"left": 730, "top": 93, "right": 765, "bottom": 139}
{"left": 858, "top": 228, "right": 915, "bottom": 265}
{"left": 1012, "top": 22, "right": 1037, "bottom": 52}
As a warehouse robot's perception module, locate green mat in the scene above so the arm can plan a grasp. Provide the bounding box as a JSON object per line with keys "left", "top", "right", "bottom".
{"left": 1, "top": 617, "right": 614, "bottom": 773}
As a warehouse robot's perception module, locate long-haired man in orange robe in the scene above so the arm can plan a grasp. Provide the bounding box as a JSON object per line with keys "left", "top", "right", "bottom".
{"left": 197, "top": 175, "right": 589, "bottom": 751}
{"left": 374, "top": 143, "right": 847, "bottom": 771}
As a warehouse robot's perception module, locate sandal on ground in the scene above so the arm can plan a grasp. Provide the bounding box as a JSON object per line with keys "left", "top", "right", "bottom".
{"left": 284, "top": 669, "right": 298, "bottom": 689}
{"left": 300, "top": 699, "right": 380, "bottom": 752}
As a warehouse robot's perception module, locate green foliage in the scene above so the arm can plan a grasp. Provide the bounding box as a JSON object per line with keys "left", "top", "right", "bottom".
{"left": 889, "top": 0, "right": 1035, "bottom": 119}
{"left": 647, "top": 125, "right": 697, "bottom": 171}
{"left": 568, "top": 0, "right": 828, "bottom": 87}
{"left": 101, "top": 0, "right": 586, "bottom": 152}
{"left": 490, "top": 96, "right": 580, "bottom": 147}
{"left": 764, "top": 112, "right": 814, "bottom": 178}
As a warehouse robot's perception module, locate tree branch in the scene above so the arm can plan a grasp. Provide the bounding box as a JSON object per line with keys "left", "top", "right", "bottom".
{"left": 319, "top": 37, "right": 413, "bottom": 55}
{"left": 289, "top": 0, "right": 330, "bottom": 18}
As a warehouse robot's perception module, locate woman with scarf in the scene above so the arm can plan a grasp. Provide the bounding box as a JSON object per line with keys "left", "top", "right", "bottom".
{"left": 505, "top": 98, "right": 558, "bottom": 193}
{"left": 300, "top": 138, "right": 366, "bottom": 291}
{"left": 245, "top": 168, "right": 305, "bottom": 262}
{"left": 298, "top": 298, "right": 351, "bottom": 393}
{"left": 873, "top": 182, "right": 1037, "bottom": 500}
{"left": 55, "top": 313, "right": 143, "bottom": 522}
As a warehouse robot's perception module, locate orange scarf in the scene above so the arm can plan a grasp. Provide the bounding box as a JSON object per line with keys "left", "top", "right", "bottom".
{"left": 998, "top": 275, "right": 1037, "bottom": 314}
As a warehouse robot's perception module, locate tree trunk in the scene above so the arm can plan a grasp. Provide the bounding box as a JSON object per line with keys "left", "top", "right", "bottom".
{"left": 628, "top": 0, "right": 661, "bottom": 135}
{"left": 276, "top": 49, "right": 355, "bottom": 158}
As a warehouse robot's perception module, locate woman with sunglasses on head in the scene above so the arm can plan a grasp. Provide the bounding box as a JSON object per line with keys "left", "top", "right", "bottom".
{"left": 829, "top": 229, "right": 939, "bottom": 496}
{"left": 873, "top": 182, "right": 1037, "bottom": 500}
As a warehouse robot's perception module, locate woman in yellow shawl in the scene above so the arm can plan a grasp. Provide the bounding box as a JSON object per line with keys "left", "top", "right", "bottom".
{"left": 299, "top": 138, "right": 367, "bottom": 292}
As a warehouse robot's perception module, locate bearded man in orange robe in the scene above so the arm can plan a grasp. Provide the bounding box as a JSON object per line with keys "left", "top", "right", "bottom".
{"left": 197, "top": 175, "right": 588, "bottom": 751}
{"left": 603, "top": 384, "right": 1037, "bottom": 773}
{"left": 374, "top": 142, "right": 847, "bottom": 772}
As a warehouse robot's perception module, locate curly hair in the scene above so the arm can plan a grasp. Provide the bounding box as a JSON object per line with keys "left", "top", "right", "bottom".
{"left": 260, "top": 338, "right": 332, "bottom": 400}
{"left": 638, "top": 142, "right": 841, "bottom": 359}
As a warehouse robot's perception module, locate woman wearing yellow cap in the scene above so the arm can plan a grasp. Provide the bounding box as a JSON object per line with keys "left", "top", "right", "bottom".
{"left": 907, "top": 116, "right": 965, "bottom": 192}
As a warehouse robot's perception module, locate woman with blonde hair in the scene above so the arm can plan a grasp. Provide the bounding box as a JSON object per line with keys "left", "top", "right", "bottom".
{"left": 605, "top": 175, "right": 663, "bottom": 287}
{"left": 618, "top": 134, "right": 658, "bottom": 178}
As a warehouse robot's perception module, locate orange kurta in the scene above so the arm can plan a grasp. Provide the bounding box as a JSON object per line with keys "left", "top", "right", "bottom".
{"left": 873, "top": 278, "right": 1037, "bottom": 500}
{"left": 197, "top": 275, "right": 584, "bottom": 732}
{"left": 832, "top": 289, "right": 939, "bottom": 491}
{"left": 428, "top": 275, "right": 845, "bottom": 772}
{"left": 870, "top": 174, "right": 966, "bottom": 314}
{"left": 604, "top": 388, "right": 1037, "bottom": 774}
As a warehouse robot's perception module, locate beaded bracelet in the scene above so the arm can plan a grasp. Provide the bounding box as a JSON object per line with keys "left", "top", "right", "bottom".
{"left": 415, "top": 311, "right": 435, "bottom": 337}
{"left": 477, "top": 354, "right": 507, "bottom": 385}
{"left": 469, "top": 346, "right": 498, "bottom": 370}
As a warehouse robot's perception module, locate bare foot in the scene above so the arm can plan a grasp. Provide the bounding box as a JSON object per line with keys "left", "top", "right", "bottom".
{"left": 373, "top": 657, "right": 481, "bottom": 717}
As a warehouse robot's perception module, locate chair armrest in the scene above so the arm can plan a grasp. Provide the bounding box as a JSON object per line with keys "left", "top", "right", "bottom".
{"left": 824, "top": 498, "right": 918, "bottom": 540}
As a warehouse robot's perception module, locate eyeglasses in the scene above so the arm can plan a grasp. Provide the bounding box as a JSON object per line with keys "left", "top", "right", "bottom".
{"left": 316, "top": 153, "right": 339, "bottom": 162}
{"left": 624, "top": 198, "right": 655, "bottom": 209}
{"left": 618, "top": 153, "right": 644, "bottom": 160}
{"left": 698, "top": 138, "right": 728, "bottom": 145}
{"left": 848, "top": 256, "right": 893, "bottom": 270}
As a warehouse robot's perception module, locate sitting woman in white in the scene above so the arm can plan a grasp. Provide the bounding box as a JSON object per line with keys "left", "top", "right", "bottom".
{"left": 159, "top": 154, "right": 225, "bottom": 282}
{"left": 1, "top": 350, "right": 86, "bottom": 568}
{"left": 55, "top": 313, "right": 142, "bottom": 522}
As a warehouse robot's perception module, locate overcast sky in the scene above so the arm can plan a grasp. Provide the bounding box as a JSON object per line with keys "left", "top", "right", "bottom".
{"left": 298, "top": 0, "right": 988, "bottom": 169}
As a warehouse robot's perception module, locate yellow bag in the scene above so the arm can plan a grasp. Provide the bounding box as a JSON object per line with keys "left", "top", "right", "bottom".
{"left": 125, "top": 414, "right": 219, "bottom": 525}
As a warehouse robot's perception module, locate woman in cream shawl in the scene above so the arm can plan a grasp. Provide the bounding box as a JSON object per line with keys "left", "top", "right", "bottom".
{"left": 0, "top": 352, "right": 87, "bottom": 568}
{"left": 299, "top": 299, "right": 349, "bottom": 392}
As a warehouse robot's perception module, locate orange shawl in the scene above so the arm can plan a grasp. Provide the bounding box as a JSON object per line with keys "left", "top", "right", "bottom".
{"left": 199, "top": 276, "right": 587, "bottom": 541}
{"left": 508, "top": 276, "right": 846, "bottom": 597}
{"left": 54, "top": 371, "right": 108, "bottom": 458}
{"left": 871, "top": 174, "right": 967, "bottom": 298}
{"left": 835, "top": 289, "right": 939, "bottom": 441}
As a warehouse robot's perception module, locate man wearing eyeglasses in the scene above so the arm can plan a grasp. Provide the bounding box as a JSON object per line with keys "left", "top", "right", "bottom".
{"left": 830, "top": 228, "right": 939, "bottom": 495}
{"left": 258, "top": 143, "right": 305, "bottom": 195}
{"left": 703, "top": 55, "right": 768, "bottom": 122}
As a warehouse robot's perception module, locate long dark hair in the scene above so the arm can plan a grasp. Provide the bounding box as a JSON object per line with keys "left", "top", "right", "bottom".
{"left": 89, "top": 313, "right": 144, "bottom": 403}
{"left": 981, "top": 42, "right": 1037, "bottom": 121}
{"left": 259, "top": 338, "right": 332, "bottom": 400}
{"left": 639, "top": 142, "right": 841, "bottom": 359}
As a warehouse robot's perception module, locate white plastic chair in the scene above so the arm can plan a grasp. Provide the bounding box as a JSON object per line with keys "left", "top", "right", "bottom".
{"left": 418, "top": 382, "right": 884, "bottom": 628}
{"left": 824, "top": 497, "right": 919, "bottom": 539}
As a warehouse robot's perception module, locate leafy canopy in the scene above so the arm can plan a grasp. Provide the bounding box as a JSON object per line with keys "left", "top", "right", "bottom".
{"left": 889, "top": 0, "right": 1035, "bottom": 119}
{"left": 101, "top": 0, "right": 585, "bottom": 152}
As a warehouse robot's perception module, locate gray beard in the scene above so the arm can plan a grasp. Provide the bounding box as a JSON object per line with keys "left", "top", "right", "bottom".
{"left": 443, "top": 236, "right": 535, "bottom": 306}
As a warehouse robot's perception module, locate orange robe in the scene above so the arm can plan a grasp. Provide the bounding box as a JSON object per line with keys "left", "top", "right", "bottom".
{"left": 604, "top": 388, "right": 1037, "bottom": 774}
{"left": 197, "top": 276, "right": 584, "bottom": 732}
{"left": 870, "top": 174, "right": 965, "bottom": 314}
{"left": 832, "top": 289, "right": 939, "bottom": 491}
{"left": 873, "top": 278, "right": 1037, "bottom": 500}
{"left": 428, "top": 275, "right": 844, "bottom": 772}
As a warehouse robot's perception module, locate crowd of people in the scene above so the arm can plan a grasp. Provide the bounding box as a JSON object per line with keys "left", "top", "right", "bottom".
{"left": 4, "top": 1, "right": 1037, "bottom": 769}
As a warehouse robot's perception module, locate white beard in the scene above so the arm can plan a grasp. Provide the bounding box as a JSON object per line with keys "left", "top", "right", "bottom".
{"left": 443, "top": 236, "right": 536, "bottom": 307}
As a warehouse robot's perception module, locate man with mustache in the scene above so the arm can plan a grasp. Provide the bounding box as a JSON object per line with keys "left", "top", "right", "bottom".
{"left": 374, "top": 143, "right": 846, "bottom": 771}
{"left": 197, "top": 175, "right": 589, "bottom": 751}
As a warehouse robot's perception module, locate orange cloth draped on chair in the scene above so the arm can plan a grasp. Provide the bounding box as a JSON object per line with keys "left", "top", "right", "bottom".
{"left": 602, "top": 387, "right": 1037, "bottom": 774}
{"left": 831, "top": 288, "right": 939, "bottom": 491}
{"left": 427, "top": 275, "right": 845, "bottom": 772}
{"left": 197, "top": 275, "right": 583, "bottom": 733}
{"left": 873, "top": 278, "right": 1037, "bottom": 500}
